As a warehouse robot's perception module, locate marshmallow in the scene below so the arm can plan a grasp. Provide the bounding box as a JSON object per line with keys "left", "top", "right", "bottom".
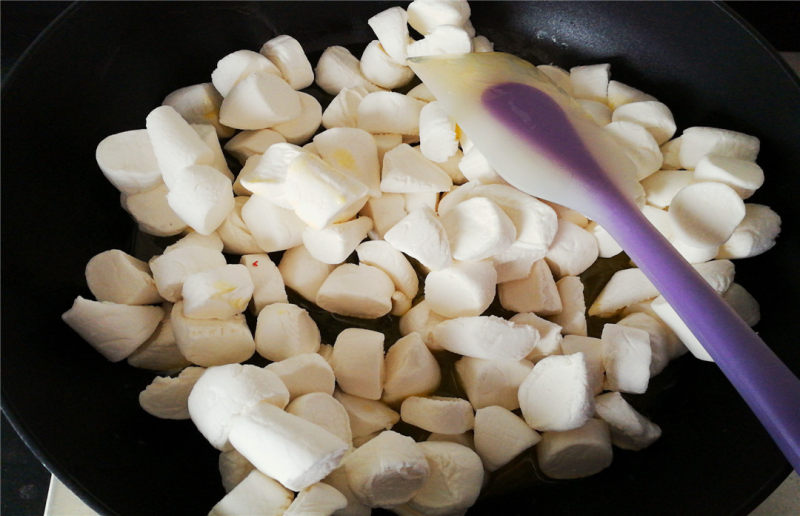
{"left": 381, "top": 144, "right": 453, "bottom": 193}
{"left": 181, "top": 264, "right": 253, "bottom": 319}
{"left": 424, "top": 260, "right": 497, "bottom": 318}
{"left": 191, "top": 123, "right": 233, "bottom": 181}
{"left": 587, "top": 221, "right": 623, "bottom": 258}
{"left": 406, "top": 441, "right": 483, "bottom": 516}
{"left": 433, "top": 150, "right": 467, "bottom": 184}
{"left": 432, "top": 316, "right": 538, "bottom": 361}
{"left": 509, "top": 312, "right": 563, "bottom": 362}
{"left": 612, "top": 101, "right": 677, "bottom": 145}
{"left": 223, "top": 129, "right": 286, "bottom": 165}
{"left": 669, "top": 182, "right": 746, "bottom": 247}
{"left": 391, "top": 291, "right": 413, "bottom": 316}
{"left": 139, "top": 366, "right": 205, "bottom": 420}
{"left": 239, "top": 254, "right": 288, "bottom": 314}
{"left": 622, "top": 302, "right": 686, "bottom": 360}
{"left": 472, "top": 35, "right": 494, "bottom": 53}
{"left": 601, "top": 323, "right": 651, "bottom": 394}
{"left": 399, "top": 300, "right": 448, "bottom": 351}
{"left": 166, "top": 228, "right": 223, "bottom": 252}
{"left": 313, "top": 127, "right": 381, "bottom": 197}
{"left": 216, "top": 196, "right": 262, "bottom": 254}
{"left": 322, "top": 467, "right": 372, "bottom": 516}
{"left": 278, "top": 245, "right": 336, "bottom": 302}
{"left": 266, "top": 353, "right": 336, "bottom": 400}
{"left": 718, "top": 203, "right": 781, "bottom": 259}
{"left": 228, "top": 402, "right": 349, "bottom": 491}
{"left": 678, "top": 126, "right": 760, "bottom": 169}
{"left": 120, "top": 184, "right": 187, "bottom": 237}
{"left": 360, "top": 40, "right": 415, "bottom": 90}
{"left": 536, "top": 419, "right": 613, "bottom": 479}
{"left": 426, "top": 432, "right": 474, "bottom": 449}
{"left": 322, "top": 86, "right": 370, "bottom": 129}
{"left": 318, "top": 343, "right": 334, "bottom": 362}
{"left": 360, "top": 193, "right": 407, "bottom": 239}
{"left": 165, "top": 165, "right": 234, "bottom": 236}
{"left": 126, "top": 308, "right": 192, "bottom": 371}
{"left": 542, "top": 200, "right": 590, "bottom": 228}
{"left": 334, "top": 390, "right": 400, "bottom": 439}
{"left": 617, "top": 312, "right": 671, "bottom": 377}
{"left": 237, "top": 143, "right": 303, "bottom": 207}
{"left": 577, "top": 99, "right": 612, "bottom": 126}
{"left": 407, "top": 83, "right": 436, "bottom": 103}
{"left": 316, "top": 264, "right": 395, "bottom": 319}
{"left": 241, "top": 194, "right": 306, "bottom": 251}
{"left": 545, "top": 220, "right": 600, "bottom": 277}
{"left": 211, "top": 49, "right": 281, "bottom": 97}
{"left": 285, "top": 152, "right": 370, "bottom": 229}
{"left": 373, "top": 133, "right": 404, "bottom": 163}
{"left": 606, "top": 80, "right": 657, "bottom": 110}
{"left": 271, "top": 92, "right": 323, "bottom": 144}
{"left": 356, "top": 240, "right": 419, "bottom": 299}
{"left": 163, "top": 83, "right": 234, "bottom": 139}
{"left": 171, "top": 301, "right": 255, "bottom": 366}
{"left": 455, "top": 356, "right": 533, "bottom": 410}
{"left": 400, "top": 396, "right": 474, "bottom": 434}
{"left": 407, "top": 24, "right": 473, "bottom": 58}
{"left": 85, "top": 249, "right": 161, "bottom": 305}
{"left": 287, "top": 392, "right": 353, "bottom": 445}
{"left": 518, "top": 353, "right": 593, "bottom": 431}
{"left": 145, "top": 105, "right": 214, "bottom": 188}
{"left": 62, "top": 297, "right": 164, "bottom": 362}
{"left": 219, "top": 449, "right": 255, "bottom": 493}
{"left": 330, "top": 328, "right": 386, "bottom": 400}
{"left": 640, "top": 169, "right": 694, "bottom": 208}
{"left": 548, "top": 276, "right": 587, "bottom": 336}
{"left": 302, "top": 217, "right": 372, "bottom": 265}
{"left": 594, "top": 392, "right": 662, "bottom": 451}
{"left": 722, "top": 283, "right": 761, "bottom": 327}
{"left": 491, "top": 243, "right": 543, "bottom": 283}
{"left": 368, "top": 6, "right": 410, "bottom": 63}
{"left": 358, "top": 92, "right": 425, "bottom": 135}
{"left": 473, "top": 406, "right": 541, "bottom": 472}
{"left": 419, "top": 101, "right": 459, "bottom": 163}
{"left": 537, "top": 64, "right": 573, "bottom": 95}
{"left": 209, "top": 470, "right": 294, "bottom": 516}
{"left": 315, "top": 46, "right": 381, "bottom": 96}
{"left": 259, "top": 35, "right": 314, "bottom": 90}
{"left": 382, "top": 333, "right": 441, "bottom": 406}
{"left": 255, "top": 302, "right": 321, "bottom": 361}
{"left": 441, "top": 196, "right": 515, "bottom": 261}
{"left": 651, "top": 294, "right": 713, "bottom": 361}
{"left": 285, "top": 483, "right": 348, "bottom": 516}
{"left": 560, "top": 335, "right": 605, "bottom": 395}
{"left": 404, "top": 190, "right": 438, "bottom": 214}
{"left": 219, "top": 72, "right": 302, "bottom": 130}
{"left": 672, "top": 237, "right": 720, "bottom": 264}
{"left": 384, "top": 206, "right": 452, "bottom": 271}
{"left": 187, "top": 363, "right": 289, "bottom": 450}
{"left": 458, "top": 145, "right": 506, "bottom": 184}
{"left": 95, "top": 130, "right": 164, "bottom": 194}
{"left": 694, "top": 154, "right": 764, "bottom": 199}
{"left": 407, "top": 0, "right": 470, "bottom": 35}
{"left": 604, "top": 120, "right": 663, "bottom": 180}
{"left": 148, "top": 245, "right": 226, "bottom": 302}
{"left": 343, "top": 430, "right": 430, "bottom": 508}
{"left": 660, "top": 136, "right": 683, "bottom": 169}
{"left": 569, "top": 63, "right": 610, "bottom": 102}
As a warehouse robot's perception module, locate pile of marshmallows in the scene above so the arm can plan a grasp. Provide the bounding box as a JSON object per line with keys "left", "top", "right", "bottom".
{"left": 62, "top": 0, "right": 781, "bottom": 514}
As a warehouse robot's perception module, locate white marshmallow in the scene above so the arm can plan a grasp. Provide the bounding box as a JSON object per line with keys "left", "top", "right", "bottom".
{"left": 426, "top": 432, "right": 474, "bottom": 449}
{"left": 669, "top": 182, "right": 746, "bottom": 247}
{"left": 391, "top": 291, "right": 413, "bottom": 316}
{"left": 266, "top": 353, "right": 336, "bottom": 400}
{"left": 537, "top": 64, "right": 573, "bottom": 95}
{"left": 433, "top": 149, "right": 467, "bottom": 184}
{"left": 548, "top": 276, "right": 587, "bottom": 336}
{"left": 271, "top": 92, "right": 323, "bottom": 144}
{"left": 407, "top": 0, "right": 470, "bottom": 35}
{"left": 358, "top": 92, "right": 425, "bottom": 136}
{"left": 651, "top": 295, "right": 713, "bottom": 361}
{"left": 285, "top": 483, "right": 348, "bottom": 516}
{"left": 171, "top": 301, "right": 255, "bottom": 366}
{"left": 617, "top": 312, "right": 671, "bottom": 377}
{"left": 216, "top": 196, "right": 262, "bottom": 255}
{"left": 399, "top": 300, "right": 448, "bottom": 351}
{"left": 224, "top": 129, "right": 286, "bottom": 165}
{"left": 472, "top": 35, "right": 494, "bottom": 53}
{"left": 278, "top": 245, "right": 335, "bottom": 302}
{"left": 166, "top": 230, "right": 223, "bottom": 252}
{"left": 317, "top": 263, "right": 395, "bottom": 319}
{"left": 331, "top": 328, "right": 386, "bottom": 400}
{"left": 455, "top": 356, "right": 533, "bottom": 410}
{"left": 333, "top": 390, "right": 400, "bottom": 439}
{"left": 594, "top": 392, "right": 661, "bottom": 451}
{"left": 620, "top": 302, "right": 685, "bottom": 360}
{"left": 612, "top": 101, "right": 676, "bottom": 145}
{"left": 368, "top": 6, "right": 410, "bottom": 63}
{"left": 722, "top": 283, "right": 760, "bottom": 327}
{"left": 577, "top": 99, "right": 612, "bottom": 126}
{"left": 85, "top": 249, "right": 161, "bottom": 305}
{"left": 95, "top": 129, "right": 163, "bottom": 194}
{"left": 191, "top": 123, "right": 233, "bottom": 181}
{"left": 491, "top": 242, "right": 543, "bottom": 283}
{"left": 401, "top": 396, "right": 474, "bottom": 434}
{"left": 407, "top": 24, "right": 473, "bottom": 58}
{"left": 569, "top": 63, "right": 610, "bottom": 102}
{"left": 403, "top": 190, "right": 438, "bottom": 213}
{"left": 219, "top": 72, "right": 302, "bottom": 130}
{"left": 138, "top": 366, "right": 204, "bottom": 420}
{"left": 560, "top": 335, "right": 605, "bottom": 395}
{"left": 518, "top": 353, "right": 593, "bottom": 432}
{"left": 419, "top": 101, "right": 459, "bottom": 163}
{"left": 121, "top": 184, "right": 187, "bottom": 237}
{"left": 441, "top": 196, "right": 515, "bottom": 261}
{"left": 640, "top": 169, "right": 694, "bottom": 208}
{"left": 316, "top": 46, "right": 381, "bottom": 96}
{"left": 211, "top": 49, "right": 281, "bottom": 97}
{"left": 381, "top": 144, "right": 453, "bottom": 193}
{"left": 209, "top": 470, "right": 294, "bottom": 516}
{"left": 509, "top": 312, "right": 563, "bottom": 362}
{"left": 382, "top": 333, "right": 441, "bottom": 405}
{"left": 384, "top": 206, "right": 452, "bottom": 271}
{"left": 360, "top": 40, "right": 415, "bottom": 90}
{"left": 322, "top": 467, "right": 372, "bottom": 516}
{"left": 145, "top": 105, "right": 214, "bottom": 188}
{"left": 660, "top": 136, "right": 683, "bottom": 169}
{"left": 601, "top": 323, "right": 651, "bottom": 394}
{"left": 373, "top": 133, "right": 404, "bottom": 163}
{"left": 322, "top": 86, "right": 370, "bottom": 129}
{"left": 694, "top": 154, "right": 764, "bottom": 199}
{"left": 127, "top": 308, "right": 192, "bottom": 371}
{"left": 718, "top": 203, "right": 781, "bottom": 259}
{"left": 406, "top": 441, "right": 483, "bottom": 516}
{"left": 604, "top": 120, "right": 663, "bottom": 180}
{"left": 241, "top": 194, "right": 306, "bottom": 251}
{"left": 237, "top": 142, "right": 302, "bottom": 207}
{"left": 458, "top": 145, "right": 506, "bottom": 184}
{"left": 672, "top": 237, "right": 720, "bottom": 264}
{"left": 148, "top": 245, "right": 226, "bottom": 302}
{"left": 260, "top": 35, "right": 314, "bottom": 90}
{"left": 62, "top": 296, "right": 163, "bottom": 362}
{"left": 239, "top": 254, "right": 288, "bottom": 315}
{"left": 182, "top": 264, "right": 253, "bottom": 319}
{"left": 536, "top": 419, "right": 613, "bottom": 479}
{"left": 678, "top": 126, "right": 760, "bottom": 169}
{"left": 424, "top": 260, "right": 497, "bottom": 318}
{"left": 313, "top": 127, "right": 381, "bottom": 197}
{"left": 473, "top": 406, "right": 541, "bottom": 472}
{"left": 219, "top": 449, "right": 255, "bottom": 493}
{"left": 356, "top": 240, "right": 419, "bottom": 299}
{"left": 432, "top": 316, "right": 538, "bottom": 361}
{"left": 229, "top": 402, "right": 349, "bottom": 491}
{"left": 360, "top": 193, "right": 407, "bottom": 239}
{"left": 287, "top": 393, "right": 353, "bottom": 445}
{"left": 541, "top": 200, "right": 590, "bottom": 228}
{"left": 166, "top": 164, "right": 235, "bottom": 235}
{"left": 545, "top": 220, "right": 600, "bottom": 277}
{"left": 606, "top": 80, "right": 656, "bottom": 110}
{"left": 407, "top": 83, "right": 436, "bottom": 103}
{"left": 188, "top": 363, "right": 289, "bottom": 450}
{"left": 163, "top": 83, "right": 233, "bottom": 139}
{"left": 302, "top": 217, "right": 372, "bottom": 265}
{"left": 255, "top": 302, "right": 321, "bottom": 361}
{"left": 587, "top": 221, "right": 623, "bottom": 258}
{"left": 343, "top": 430, "right": 430, "bottom": 508}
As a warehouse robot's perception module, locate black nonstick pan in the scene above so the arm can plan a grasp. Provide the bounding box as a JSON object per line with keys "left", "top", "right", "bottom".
{"left": 3, "top": 2, "right": 799, "bottom": 515}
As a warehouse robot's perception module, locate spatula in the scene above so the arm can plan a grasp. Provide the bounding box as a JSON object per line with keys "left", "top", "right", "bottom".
{"left": 409, "top": 52, "right": 800, "bottom": 472}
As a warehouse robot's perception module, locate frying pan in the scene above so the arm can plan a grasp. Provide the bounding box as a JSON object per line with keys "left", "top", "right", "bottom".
{"left": 2, "top": 2, "right": 799, "bottom": 515}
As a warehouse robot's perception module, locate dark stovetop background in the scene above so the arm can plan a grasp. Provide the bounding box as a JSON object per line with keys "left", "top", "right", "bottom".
{"left": 1, "top": 2, "right": 798, "bottom": 515}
